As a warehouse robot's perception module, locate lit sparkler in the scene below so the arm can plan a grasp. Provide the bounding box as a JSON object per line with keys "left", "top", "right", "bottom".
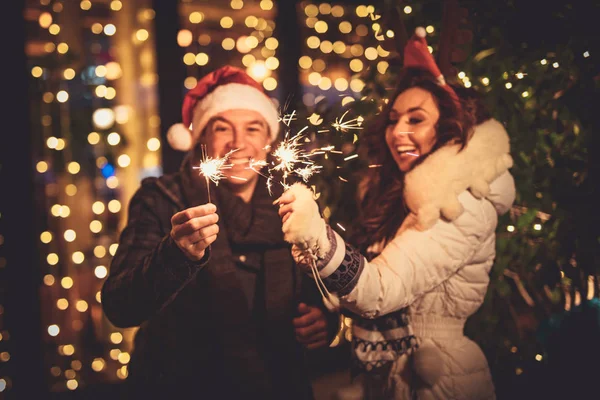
{"left": 332, "top": 110, "right": 364, "bottom": 133}
{"left": 193, "top": 145, "right": 237, "bottom": 202}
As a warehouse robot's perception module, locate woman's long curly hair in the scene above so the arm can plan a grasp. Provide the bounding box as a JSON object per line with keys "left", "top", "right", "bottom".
{"left": 351, "top": 67, "right": 491, "bottom": 252}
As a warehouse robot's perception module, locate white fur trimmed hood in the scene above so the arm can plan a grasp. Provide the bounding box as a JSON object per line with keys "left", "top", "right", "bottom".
{"left": 403, "top": 118, "right": 515, "bottom": 230}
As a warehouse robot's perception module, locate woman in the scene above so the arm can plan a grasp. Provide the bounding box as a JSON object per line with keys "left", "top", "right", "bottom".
{"left": 277, "top": 29, "right": 516, "bottom": 399}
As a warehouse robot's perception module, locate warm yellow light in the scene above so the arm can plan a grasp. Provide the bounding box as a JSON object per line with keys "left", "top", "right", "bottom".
{"left": 481, "top": 77, "right": 490, "bottom": 86}
{"left": 265, "top": 57, "right": 279, "bottom": 70}
{"left": 307, "top": 36, "right": 320, "bottom": 49}
{"left": 365, "top": 47, "right": 378, "bottom": 60}
{"left": 318, "top": 77, "right": 332, "bottom": 90}
{"left": 104, "top": 24, "right": 117, "bottom": 36}
{"left": 184, "top": 77, "right": 197, "bottom": 89}
{"left": 222, "top": 38, "right": 235, "bottom": 50}
{"left": 265, "top": 37, "right": 278, "bottom": 51}
{"left": 308, "top": 72, "right": 321, "bottom": 86}
{"left": 339, "top": 21, "right": 352, "bottom": 34}
{"left": 349, "top": 59, "right": 364, "bottom": 72}
{"left": 247, "top": 61, "right": 269, "bottom": 82}
{"left": 136, "top": 29, "right": 149, "bottom": 42}
{"left": 90, "top": 220, "right": 103, "bottom": 233}
{"left": 553, "top": 62, "right": 559, "bottom": 68}
{"left": 117, "top": 154, "right": 131, "bottom": 168}
{"left": 92, "top": 23, "right": 103, "bottom": 34}
{"left": 298, "top": 56, "right": 312, "bottom": 69}
{"left": 93, "top": 108, "right": 115, "bottom": 130}
{"left": 177, "top": 29, "right": 193, "bottom": 47}
{"left": 195, "top": 53, "right": 209, "bottom": 66}
{"left": 242, "top": 54, "right": 256, "bottom": 67}
{"left": 65, "top": 184, "right": 77, "bottom": 196}
{"left": 47, "top": 253, "right": 59, "bottom": 266}
{"left": 110, "top": 332, "right": 123, "bottom": 344}
{"left": 67, "top": 162, "right": 80, "bottom": 174}
{"left": 43, "top": 92, "right": 54, "bottom": 102}
{"left": 94, "top": 246, "right": 107, "bottom": 258}
{"left": 66, "top": 380, "right": 78, "bottom": 390}
{"left": 64, "top": 229, "right": 76, "bottom": 242}
{"left": 189, "top": 12, "right": 204, "bottom": 23}
{"left": 76, "top": 300, "right": 89, "bottom": 312}
{"left": 57, "top": 298, "right": 69, "bottom": 310}
{"left": 39, "top": 12, "right": 52, "bottom": 28}
{"left": 36, "top": 161, "right": 49, "bottom": 173}
{"left": 220, "top": 16, "right": 234, "bottom": 29}
{"left": 49, "top": 24, "right": 60, "bottom": 35}
{"left": 314, "top": 20, "right": 328, "bottom": 33}
{"left": 104, "top": 87, "right": 117, "bottom": 100}
{"left": 109, "top": 244, "right": 119, "bottom": 256}
{"left": 355, "top": 5, "right": 368, "bottom": 17}
{"left": 57, "top": 91, "right": 69, "bottom": 103}
{"left": 118, "top": 352, "right": 131, "bottom": 364}
{"left": 80, "top": 0, "right": 91, "bottom": 10}
{"left": 110, "top": 1, "right": 123, "bottom": 11}
{"left": 305, "top": 4, "right": 318, "bottom": 17}
{"left": 350, "top": 79, "right": 365, "bottom": 92}
{"left": 263, "top": 77, "right": 277, "bottom": 91}
{"left": 333, "top": 41, "right": 346, "bottom": 54}
{"left": 464, "top": 81, "right": 472, "bottom": 88}
{"left": 341, "top": 96, "right": 355, "bottom": 106}
{"left": 231, "top": 0, "right": 243, "bottom": 9}
{"left": 110, "top": 349, "right": 121, "bottom": 360}
{"left": 260, "top": 0, "right": 273, "bottom": 10}
{"left": 95, "top": 85, "right": 107, "bottom": 98}
{"left": 404, "top": 5, "right": 412, "bottom": 14}
{"left": 107, "top": 132, "right": 121, "bottom": 145}
{"left": 40, "top": 231, "right": 53, "bottom": 243}
{"left": 108, "top": 200, "right": 122, "bottom": 213}
{"left": 320, "top": 40, "right": 333, "bottom": 54}
{"left": 350, "top": 44, "right": 364, "bottom": 57}
{"left": 183, "top": 53, "right": 195, "bottom": 66}
{"left": 117, "top": 366, "right": 129, "bottom": 379}
{"left": 63, "top": 68, "right": 76, "bottom": 80}
{"left": 334, "top": 78, "right": 348, "bottom": 91}
{"left": 43, "top": 274, "right": 55, "bottom": 286}
{"left": 91, "top": 358, "right": 106, "bottom": 372}
{"left": 377, "top": 61, "right": 389, "bottom": 74}
{"left": 72, "top": 252, "right": 85, "bottom": 264}
{"left": 48, "top": 324, "right": 60, "bottom": 337}
{"left": 95, "top": 265, "right": 108, "bottom": 279}
{"left": 540, "top": 59, "right": 547, "bottom": 65}
{"left": 92, "top": 201, "right": 105, "bottom": 215}
{"left": 60, "top": 276, "right": 73, "bottom": 289}
{"left": 147, "top": 137, "right": 161, "bottom": 151}
{"left": 505, "top": 82, "right": 513, "bottom": 89}
{"left": 96, "top": 291, "right": 102, "bottom": 303}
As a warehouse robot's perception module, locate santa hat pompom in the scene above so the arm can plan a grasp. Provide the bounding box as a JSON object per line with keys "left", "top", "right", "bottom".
{"left": 167, "top": 123, "right": 193, "bottom": 152}
{"left": 415, "top": 26, "right": 426, "bottom": 38}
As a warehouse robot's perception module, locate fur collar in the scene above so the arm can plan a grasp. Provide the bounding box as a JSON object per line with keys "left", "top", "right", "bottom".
{"left": 403, "top": 118, "right": 514, "bottom": 230}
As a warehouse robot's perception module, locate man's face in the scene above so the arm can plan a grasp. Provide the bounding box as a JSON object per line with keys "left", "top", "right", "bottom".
{"left": 201, "top": 109, "right": 271, "bottom": 188}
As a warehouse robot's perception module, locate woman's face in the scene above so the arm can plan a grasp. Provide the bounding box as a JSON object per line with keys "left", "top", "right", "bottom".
{"left": 385, "top": 87, "right": 440, "bottom": 172}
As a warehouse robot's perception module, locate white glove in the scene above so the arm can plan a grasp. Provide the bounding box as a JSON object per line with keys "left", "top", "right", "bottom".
{"left": 277, "top": 183, "right": 331, "bottom": 259}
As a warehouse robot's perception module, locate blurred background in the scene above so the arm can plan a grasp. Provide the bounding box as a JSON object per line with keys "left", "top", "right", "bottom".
{"left": 2, "top": 0, "right": 600, "bottom": 399}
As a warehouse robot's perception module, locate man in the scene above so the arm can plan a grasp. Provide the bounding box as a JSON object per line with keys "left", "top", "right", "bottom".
{"left": 101, "top": 66, "right": 338, "bottom": 399}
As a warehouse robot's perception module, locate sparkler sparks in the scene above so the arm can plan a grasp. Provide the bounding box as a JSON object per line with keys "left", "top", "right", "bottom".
{"left": 193, "top": 145, "right": 237, "bottom": 202}
{"left": 332, "top": 110, "right": 364, "bottom": 133}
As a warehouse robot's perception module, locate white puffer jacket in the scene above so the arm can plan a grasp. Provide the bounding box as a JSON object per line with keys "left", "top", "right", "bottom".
{"left": 316, "top": 119, "right": 516, "bottom": 399}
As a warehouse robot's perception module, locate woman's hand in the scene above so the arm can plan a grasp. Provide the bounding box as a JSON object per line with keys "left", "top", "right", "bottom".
{"left": 276, "top": 183, "right": 330, "bottom": 257}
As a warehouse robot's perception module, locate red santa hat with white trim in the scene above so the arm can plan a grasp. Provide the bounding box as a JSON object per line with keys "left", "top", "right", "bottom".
{"left": 403, "top": 27, "right": 461, "bottom": 108}
{"left": 167, "top": 65, "right": 280, "bottom": 152}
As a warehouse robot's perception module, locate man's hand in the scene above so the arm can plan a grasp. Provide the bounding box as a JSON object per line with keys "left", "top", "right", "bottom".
{"left": 293, "top": 303, "right": 329, "bottom": 350}
{"left": 170, "top": 203, "right": 219, "bottom": 261}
